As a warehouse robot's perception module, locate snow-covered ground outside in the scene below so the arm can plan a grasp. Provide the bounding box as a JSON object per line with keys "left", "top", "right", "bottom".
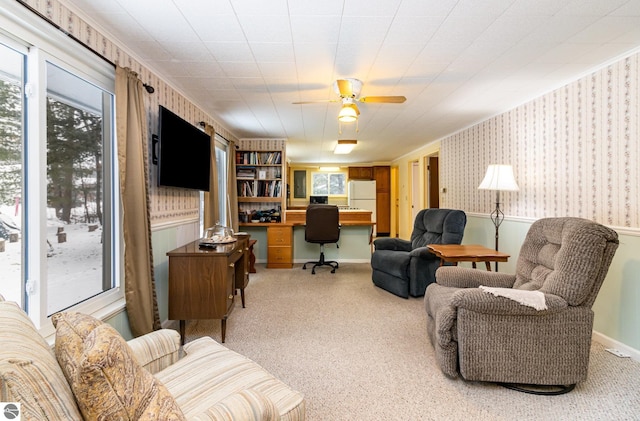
{"left": 0, "top": 204, "right": 104, "bottom": 314}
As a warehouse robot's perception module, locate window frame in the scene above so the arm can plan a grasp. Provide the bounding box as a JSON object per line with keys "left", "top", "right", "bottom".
{"left": 215, "top": 135, "right": 228, "bottom": 226}
{"left": 0, "top": 2, "right": 123, "bottom": 340}
{"left": 311, "top": 171, "right": 347, "bottom": 196}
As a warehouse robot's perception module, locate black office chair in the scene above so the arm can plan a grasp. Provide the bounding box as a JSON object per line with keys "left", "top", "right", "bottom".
{"left": 303, "top": 204, "right": 340, "bottom": 274}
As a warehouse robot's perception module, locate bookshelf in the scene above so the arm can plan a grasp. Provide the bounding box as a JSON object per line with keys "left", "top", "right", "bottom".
{"left": 236, "top": 139, "right": 286, "bottom": 222}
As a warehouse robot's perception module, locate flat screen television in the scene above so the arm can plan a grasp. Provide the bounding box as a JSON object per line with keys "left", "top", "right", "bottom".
{"left": 156, "top": 105, "right": 211, "bottom": 191}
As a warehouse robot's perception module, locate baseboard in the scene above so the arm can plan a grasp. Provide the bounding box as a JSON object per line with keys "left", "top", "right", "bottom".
{"left": 592, "top": 331, "right": 640, "bottom": 362}
{"left": 255, "top": 259, "right": 372, "bottom": 264}
{"left": 293, "top": 258, "right": 371, "bottom": 264}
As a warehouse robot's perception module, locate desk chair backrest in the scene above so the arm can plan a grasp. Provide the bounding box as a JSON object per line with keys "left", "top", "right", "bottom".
{"left": 305, "top": 204, "right": 340, "bottom": 244}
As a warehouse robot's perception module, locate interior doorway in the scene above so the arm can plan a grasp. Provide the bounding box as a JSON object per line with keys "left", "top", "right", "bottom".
{"left": 427, "top": 155, "right": 439, "bottom": 208}
{"left": 410, "top": 160, "right": 420, "bottom": 223}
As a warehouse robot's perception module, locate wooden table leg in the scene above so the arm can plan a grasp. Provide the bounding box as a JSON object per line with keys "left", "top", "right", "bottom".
{"left": 240, "top": 288, "right": 246, "bottom": 308}
{"left": 248, "top": 240, "right": 257, "bottom": 273}
{"left": 472, "top": 262, "right": 477, "bottom": 269}
{"left": 221, "top": 318, "right": 227, "bottom": 343}
{"left": 485, "top": 261, "right": 492, "bottom": 271}
{"left": 179, "top": 320, "right": 185, "bottom": 345}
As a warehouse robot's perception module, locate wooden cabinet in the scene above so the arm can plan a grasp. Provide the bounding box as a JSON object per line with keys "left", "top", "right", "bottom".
{"left": 267, "top": 224, "right": 293, "bottom": 268}
{"left": 236, "top": 139, "right": 287, "bottom": 221}
{"left": 167, "top": 236, "right": 249, "bottom": 344}
{"left": 348, "top": 166, "right": 373, "bottom": 180}
{"left": 374, "top": 166, "right": 391, "bottom": 236}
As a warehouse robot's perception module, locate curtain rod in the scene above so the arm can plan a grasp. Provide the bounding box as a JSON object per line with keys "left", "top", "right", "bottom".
{"left": 198, "top": 122, "right": 231, "bottom": 144}
{"left": 16, "top": 0, "right": 155, "bottom": 93}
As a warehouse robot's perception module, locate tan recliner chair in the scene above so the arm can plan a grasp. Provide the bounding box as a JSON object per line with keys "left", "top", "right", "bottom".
{"left": 424, "top": 217, "right": 619, "bottom": 394}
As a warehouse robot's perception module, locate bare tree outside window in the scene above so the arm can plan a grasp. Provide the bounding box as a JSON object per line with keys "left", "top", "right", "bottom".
{"left": 312, "top": 172, "right": 346, "bottom": 196}
{"left": 45, "top": 63, "right": 112, "bottom": 315}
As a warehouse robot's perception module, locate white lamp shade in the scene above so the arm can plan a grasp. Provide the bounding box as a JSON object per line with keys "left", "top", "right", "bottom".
{"left": 338, "top": 104, "right": 358, "bottom": 122}
{"left": 478, "top": 164, "right": 519, "bottom": 191}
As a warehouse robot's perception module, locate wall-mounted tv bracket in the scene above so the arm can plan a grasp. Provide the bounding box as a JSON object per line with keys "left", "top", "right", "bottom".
{"left": 151, "top": 134, "right": 159, "bottom": 165}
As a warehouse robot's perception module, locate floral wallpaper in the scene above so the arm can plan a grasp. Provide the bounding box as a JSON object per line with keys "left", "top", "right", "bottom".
{"left": 441, "top": 52, "right": 640, "bottom": 229}
{"left": 22, "top": 0, "right": 238, "bottom": 227}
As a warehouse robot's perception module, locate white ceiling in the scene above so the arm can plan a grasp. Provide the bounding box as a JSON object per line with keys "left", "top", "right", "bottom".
{"left": 59, "top": 0, "right": 640, "bottom": 164}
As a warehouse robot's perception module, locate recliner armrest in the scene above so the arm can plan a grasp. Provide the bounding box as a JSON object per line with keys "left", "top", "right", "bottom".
{"left": 127, "top": 329, "right": 181, "bottom": 374}
{"left": 373, "top": 237, "right": 412, "bottom": 251}
{"left": 452, "top": 289, "right": 568, "bottom": 315}
{"left": 435, "top": 266, "right": 516, "bottom": 288}
{"left": 408, "top": 246, "right": 437, "bottom": 259}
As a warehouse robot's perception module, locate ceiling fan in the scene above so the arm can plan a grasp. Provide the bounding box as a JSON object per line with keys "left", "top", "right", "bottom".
{"left": 293, "top": 78, "right": 406, "bottom": 123}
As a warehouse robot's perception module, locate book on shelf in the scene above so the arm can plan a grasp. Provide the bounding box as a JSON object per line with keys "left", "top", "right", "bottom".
{"left": 236, "top": 167, "right": 256, "bottom": 179}
{"left": 238, "top": 181, "right": 255, "bottom": 197}
{"left": 235, "top": 151, "right": 282, "bottom": 165}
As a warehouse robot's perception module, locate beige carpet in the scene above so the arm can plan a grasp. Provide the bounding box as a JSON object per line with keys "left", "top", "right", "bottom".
{"left": 176, "top": 263, "right": 640, "bottom": 421}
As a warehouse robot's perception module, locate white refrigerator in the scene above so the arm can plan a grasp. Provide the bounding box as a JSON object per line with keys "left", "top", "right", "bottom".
{"left": 348, "top": 180, "right": 377, "bottom": 234}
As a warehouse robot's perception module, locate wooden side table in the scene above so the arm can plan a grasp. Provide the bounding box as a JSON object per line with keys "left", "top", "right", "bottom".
{"left": 427, "top": 244, "right": 510, "bottom": 271}
{"left": 167, "top": 237, "right": 249, "bottom": 344}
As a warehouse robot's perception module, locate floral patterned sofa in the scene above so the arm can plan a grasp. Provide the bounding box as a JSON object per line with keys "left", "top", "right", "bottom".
{"left": 0, "top": 295, "right": 305, "bottom": 420}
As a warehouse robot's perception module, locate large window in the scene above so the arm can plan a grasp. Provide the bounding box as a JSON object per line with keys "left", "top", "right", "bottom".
{"left": 215, "top": 136, "right": 228, "bottom": 226}
{"left": 311, "top": 172, "right": 346, "bottom": 196}
{"left": 0, "top": 4, "right": 119, "bottom": 334}
{"left": 0, "top": 41, "right": 24, "bottom": 305}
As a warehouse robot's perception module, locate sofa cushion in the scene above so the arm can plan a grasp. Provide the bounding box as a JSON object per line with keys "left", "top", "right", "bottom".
{"left": 192, "top": 389, "right": 278, "bottom": 421}
{"left": 52, "top": 312, "right": 186, "bottom": 420}
{"left": 0, "top": 299, "right": 82, "bottom": 420}
{"left": 0, "top": 359, "right": 82, "bottom": 420}
{"left": 156, "top": 337, "right": 305, "bottom": 420}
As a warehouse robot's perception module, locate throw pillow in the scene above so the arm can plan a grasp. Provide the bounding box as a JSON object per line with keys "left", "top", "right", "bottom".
{"left": 0, "top": 359, "right": 82, "bottom": 420}
{"left": 52, "top": 312, "right": 186, "bottom": 420}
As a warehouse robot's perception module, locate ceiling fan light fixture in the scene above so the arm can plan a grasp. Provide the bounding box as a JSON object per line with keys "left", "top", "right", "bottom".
{"left": 334, "top": 139, "right": 357, "bottom": 154}
{"left": 338, "top": 104, "right": 358, "bottom": 122}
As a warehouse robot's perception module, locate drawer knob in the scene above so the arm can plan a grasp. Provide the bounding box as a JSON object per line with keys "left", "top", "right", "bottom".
{"left": 229, "top": 263, "right": 235, "bottom": 268}
{"left": 237, "top": 249, "right": 243, "bottom": 254}
{"left": 228, "top": 294, "right": 233, "bottom": 299}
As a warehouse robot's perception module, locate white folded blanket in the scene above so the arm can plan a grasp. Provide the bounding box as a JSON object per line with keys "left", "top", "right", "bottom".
{"left": 479, "top": 286, "right": 547, "bottom": 310}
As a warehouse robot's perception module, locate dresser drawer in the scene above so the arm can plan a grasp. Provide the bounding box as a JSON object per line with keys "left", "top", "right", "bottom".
{"left": 267, "top": 226, "right": 292, "bottom": 245}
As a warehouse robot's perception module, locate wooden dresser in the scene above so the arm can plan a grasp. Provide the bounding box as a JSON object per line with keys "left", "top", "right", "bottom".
{"left": 167, "top": 234, "right": 249, "bottom": 344}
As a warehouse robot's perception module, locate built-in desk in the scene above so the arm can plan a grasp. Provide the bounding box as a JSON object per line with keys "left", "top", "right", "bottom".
{"left": 240, "top": 209, "right": 374, "bottom": 267}
{"left": 285, "top": 209, "right": 373, "bottom": 225}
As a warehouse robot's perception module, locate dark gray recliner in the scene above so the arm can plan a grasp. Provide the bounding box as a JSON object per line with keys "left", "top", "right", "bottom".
{"left": 371, "top": 208, "right": 467, "bottom": 298}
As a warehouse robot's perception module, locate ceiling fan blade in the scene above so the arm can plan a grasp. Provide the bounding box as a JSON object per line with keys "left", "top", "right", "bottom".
{"left": 359, "top": 96, "right": 406, "bottom": 104}
{"left": 336, "top": 79, "right": 354, "bottom": 98}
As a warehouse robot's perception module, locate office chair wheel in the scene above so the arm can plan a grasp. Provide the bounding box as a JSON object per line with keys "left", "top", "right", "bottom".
{"left": 311, "top": 269, "right": 316, "bottom": 274}
{"left": 302, "top": 263, "right": 307, "bottom": 270}
{"left": 331, "top": 268, "right": 335, "bottom": 273}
